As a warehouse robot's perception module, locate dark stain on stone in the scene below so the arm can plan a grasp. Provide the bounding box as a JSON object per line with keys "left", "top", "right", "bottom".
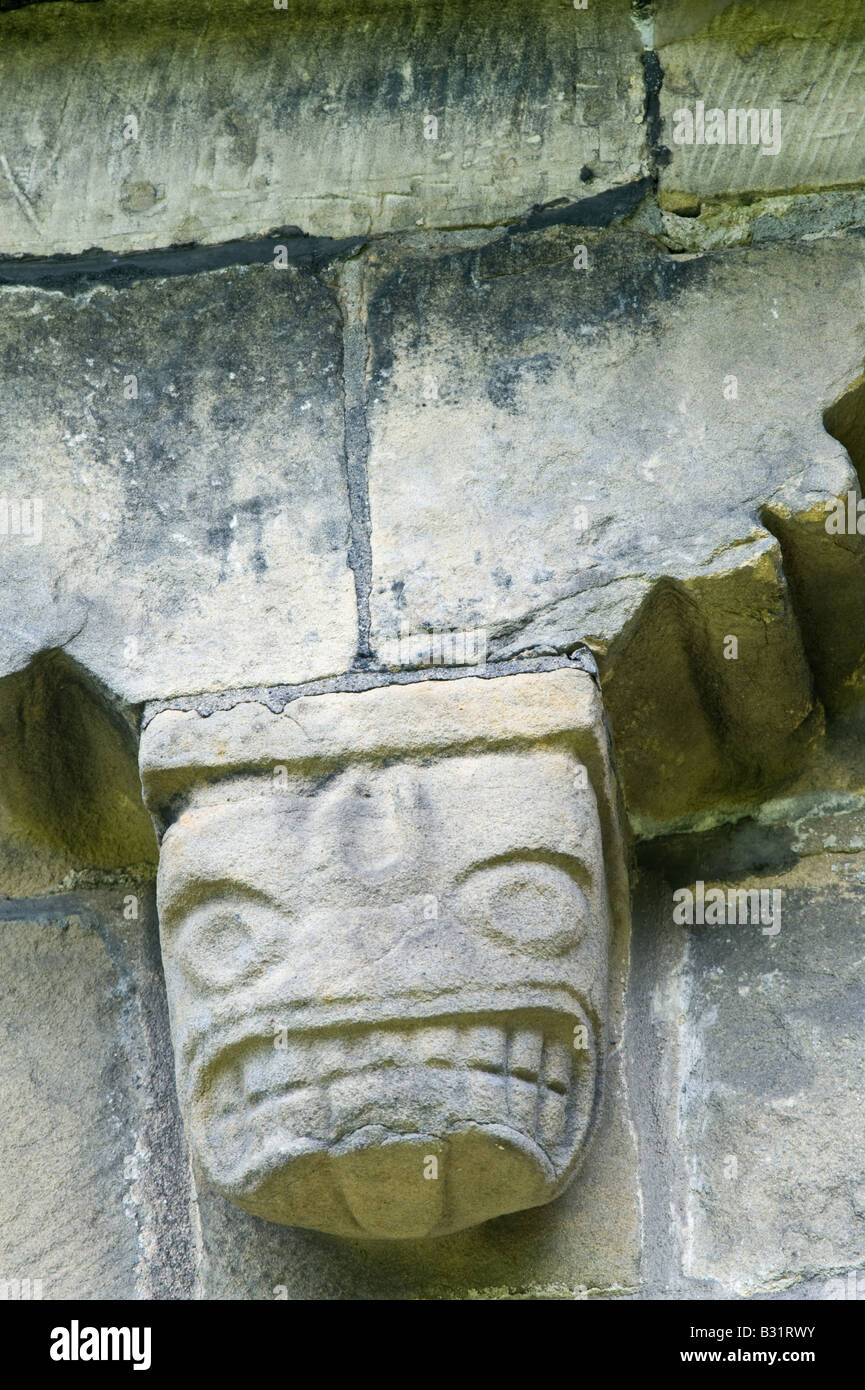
{"left": 486, "top": 351, "right": 556, "bottom": 412}
{"left": 206, "top": 498, "right": 269, "bottom": 581}
{"left": 641, "top": 50, "right": 671, "bottom": 174}
{"left": 511, "top": 176, "right": 654, "bottom": 234}
{"left": 367, "top": 223, "right": 714, "bottom": 397}
{"left": 637, "top": 818, "right": 799, "bottom": 883}
{"left": 0, "top": 232, "right": 365, "bottom": 292}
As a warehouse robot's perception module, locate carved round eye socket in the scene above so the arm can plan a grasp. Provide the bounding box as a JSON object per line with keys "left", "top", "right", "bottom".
{"left": 455, "top": 860, "right": 595, "bottom": 958}
{"left": 168, "top": 903, "right": 258, "bottom": 990}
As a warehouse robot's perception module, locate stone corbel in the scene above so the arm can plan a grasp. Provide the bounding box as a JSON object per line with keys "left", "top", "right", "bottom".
{"left": 139, "top": 665, "right": 629, "bottom": 1239}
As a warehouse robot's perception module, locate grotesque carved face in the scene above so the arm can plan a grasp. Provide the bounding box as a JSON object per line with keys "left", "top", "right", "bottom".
{"left": 140, "top": 670, "right": 627, "bottom": 1238}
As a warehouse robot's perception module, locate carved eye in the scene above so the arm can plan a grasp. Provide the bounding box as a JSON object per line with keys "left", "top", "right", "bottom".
{"left": 454, "top": 860, "right": 595, "bottom": 958}
{"left": 166, "top": 899, "right": 264, "bottom": 990}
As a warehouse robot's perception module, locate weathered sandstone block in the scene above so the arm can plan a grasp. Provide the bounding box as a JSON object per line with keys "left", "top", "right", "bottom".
{"left": 678, "top": 850, "right": 865, "bottom": 1292}
{"left": 361, "top": 226, "right": 865, "bottom": 825}
{"left": 657, "top": 0, "right": 865, "bottom": 201}
{"left": 0, "top": 264, "right": 356, "bottom": 702}
{"left": 0, "top": 0, "right": 646, "bottom": 257}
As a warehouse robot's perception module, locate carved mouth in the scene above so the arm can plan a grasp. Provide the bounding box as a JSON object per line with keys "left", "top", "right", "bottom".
{"left": 193, "top": 1008, "right": 597, "bottom": 1210}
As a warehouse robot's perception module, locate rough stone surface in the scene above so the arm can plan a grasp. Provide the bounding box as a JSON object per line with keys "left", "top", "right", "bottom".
{"left": 657, "top": 1, "right": 865, "bottom": 201}
{"left": 644, "top": 188, "right": 865, "bottom": 254}
{"left": 361, "top": 226, "right": 865, "bottom": 826}
{"left": 7, "top": 222, "right": 865, "bottom": 831}
{"left": 0, "top": 652, "right": 158, "bottom": 882}
{"left": 4, "top": 0, "right": 865, "bottom": 1305}
{"left": 139, "top": 669, "right": 633, "bottom": 1240}
{"left": 677, "top": 853, "right": 865, "bottom": 1294}
{"left": 0, "top": 0, "right": 646, "bottom": 257}
{"left": 0, "top": 264, "right": 357, "bottom": 702}
{"left": 0, "top": 889, "right": 195, "bottom": 1299}
{"left": 631, "top": 780, "right": 865, "bottom": 1298}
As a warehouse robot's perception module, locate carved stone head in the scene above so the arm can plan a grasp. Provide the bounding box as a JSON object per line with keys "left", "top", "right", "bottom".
{"left": 139, "top": 668, "right": 628, "bottom": 1238}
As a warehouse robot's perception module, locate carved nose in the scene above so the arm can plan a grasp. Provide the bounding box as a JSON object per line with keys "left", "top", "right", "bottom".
{"left": 326, "top": 767, "right": 419, "bottom": 884}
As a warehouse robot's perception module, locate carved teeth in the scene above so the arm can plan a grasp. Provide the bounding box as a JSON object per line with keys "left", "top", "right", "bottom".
{"left": 309, "top": 1034, "right": 350, "bottom": 1078}
{"left": 416, "top": 1025, "right": 457, "bottom": 1065}
{"left": 238, "top": 1020, "right": 572, "bottom": 1095}
{"left": 543, "top": 1038, "right": 573, "bottom": 1094}
{"left": 228, "top": 1015, "right": 587, "bottom": 1156}
{"left": 244, "top": 1049, "right": 298, "bottom": 1101}
{"left": 537, "top": 1089, "right": 569, "bottom": 1148}
{"left": 210, "top": 1058, "right": 244, "bottom": 1116}
{"left": 463, "top": 1023, "right": 505, "bottom": 1072}
{"left": 506, "top": 1028, "right": 543, "bottom": 1131}
{"left": 508, "top": 1027, "right": 544, "bottom": 1082}
{"left": 241, "top": 1084, "right": 331, "bottom": 1144}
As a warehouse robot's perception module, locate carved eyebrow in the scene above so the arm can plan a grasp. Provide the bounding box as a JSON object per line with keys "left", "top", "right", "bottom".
{"left": 453, "top": 849, "right": 594, "bottom": 897}
{"left": 158, "top": 878, "right": 285, "bottom": 932}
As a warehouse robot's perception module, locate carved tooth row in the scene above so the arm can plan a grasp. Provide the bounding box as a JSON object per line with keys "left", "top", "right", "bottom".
{"left": 237, "top": 1021, "right": 577, "bottom": 1106}
{"left": 507, "top": 1030, "right": 575, "bottom": 1147}
{"left": 214, "top": 1056, "right": 577, "bottom": 1158}
{"left": 508, "top": 1028, "right": 543, "bottom": 1081}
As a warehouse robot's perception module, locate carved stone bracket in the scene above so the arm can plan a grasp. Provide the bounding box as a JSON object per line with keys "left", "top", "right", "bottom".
{"left": 139, "top": 668, "right": 629, "bottom": 1239}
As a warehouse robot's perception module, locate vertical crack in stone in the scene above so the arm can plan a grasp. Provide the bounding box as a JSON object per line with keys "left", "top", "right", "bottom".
{"left": 639, "top": 46, "right": 671, "bottom": 183}
{"left": 333, "top": 256, "right": 375, "bottom": 666}
{"left": 625, "top": 865, "right": 689, "bottom": 1294}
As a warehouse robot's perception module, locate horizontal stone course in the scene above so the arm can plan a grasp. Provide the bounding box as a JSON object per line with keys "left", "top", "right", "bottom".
{"left": 0, "top": 0, "right": 646, "bottom": 256}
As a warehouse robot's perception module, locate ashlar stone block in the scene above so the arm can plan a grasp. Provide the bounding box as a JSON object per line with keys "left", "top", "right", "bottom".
{"left": 0, "top": 0, "right": 646, "bottom": 256}
{"left": 678, "top": 852, "right": 865, "bottom": 1293}
{"left": 0, "top": 263, "right": 356, "bottom": 702}
{"left": 657, "top": 0, "right": 865, "bottom": 200}
{"left": 361, "top": 226, "right": 865, "bottom": 827}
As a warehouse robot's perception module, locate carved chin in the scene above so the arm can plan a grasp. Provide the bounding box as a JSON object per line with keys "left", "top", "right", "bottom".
{"left": 189, "top": 1008, "right": 598, "bottom": 1238}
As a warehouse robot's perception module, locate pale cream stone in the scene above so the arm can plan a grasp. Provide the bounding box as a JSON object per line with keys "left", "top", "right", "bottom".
{"left": 0, "top": 264, "right": 357, "bottom": 702}
{"left": 657, "top": 0, "right": 865, "bottom": 199}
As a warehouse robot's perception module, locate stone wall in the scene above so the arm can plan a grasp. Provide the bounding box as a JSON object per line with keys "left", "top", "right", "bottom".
{"left": 1, "top": 0, "right": 864, "bottom": 1299}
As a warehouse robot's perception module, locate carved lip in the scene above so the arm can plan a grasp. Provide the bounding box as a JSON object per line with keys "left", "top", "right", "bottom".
{"left": 189, "top": 1006, "right": 599, "bottom": 1193}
